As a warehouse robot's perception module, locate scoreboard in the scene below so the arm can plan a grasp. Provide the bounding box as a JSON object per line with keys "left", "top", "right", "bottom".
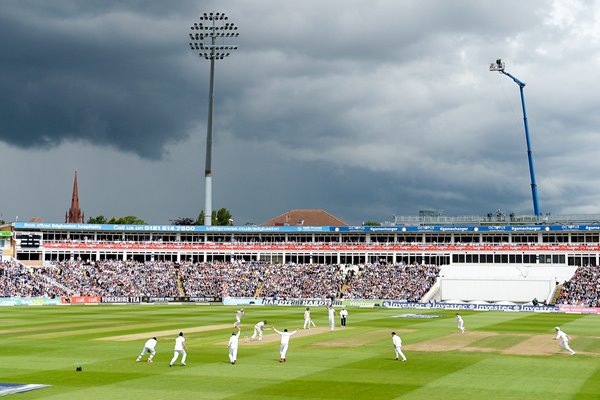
{"left": 16, "top": 233, "right": 42, "bottom": 248}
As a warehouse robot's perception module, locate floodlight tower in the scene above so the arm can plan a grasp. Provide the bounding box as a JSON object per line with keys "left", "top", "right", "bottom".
{"left": 189, "top": 12, "right": 239, "bottom": 225}
{"left": 490, "top": 59, "right": 541, "bottom": 220}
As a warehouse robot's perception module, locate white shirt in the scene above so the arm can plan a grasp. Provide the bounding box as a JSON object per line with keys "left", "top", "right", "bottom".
{"left": 174, "top": 336, "right": 186, "bottom": 351}
{"left": 274, "top": 329, "right": 297, "bottom": 345}
{"left": 328, "top": 308, "right": 335, "bottom": 318}
{"left": 392, "top": 335, "right": 402, "bottom": 347}
{"left": 340, "top": 309, "right": 348, "bottom": 318}
{"left": 555, "top": 330, "right": 569, "bottom": 343}
{"left": 144, "top": 338, "right": 157, "bottom": 350}
{"left": 456, "top": 315, "right": 463, "bottom": 323}
{"left": 229, "top": 332, "right": 240, "bottom": 348}
{"left": 255, "top": 321, "right": 265, "bottom": 329}
{"left": 304, "top": 310, "right": 310, "bottom": 320}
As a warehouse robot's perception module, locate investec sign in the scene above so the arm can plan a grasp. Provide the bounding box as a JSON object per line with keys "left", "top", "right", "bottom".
{"left": 382, "top": 301, "right": 558, "bottom": 313}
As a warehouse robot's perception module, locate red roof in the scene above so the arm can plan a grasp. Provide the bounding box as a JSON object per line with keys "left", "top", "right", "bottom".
{"left": 261, "top": 209, "right": 348, "bottom": 227}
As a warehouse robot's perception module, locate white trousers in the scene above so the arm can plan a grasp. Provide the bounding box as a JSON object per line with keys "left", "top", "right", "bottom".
{"left": 394, "top": 346, "right": 407, "bottom": 361}
{"left": 138, "top": 346, "right": 156, "bottom": 360}
{"left": 560, "top": 341, "right": 575, "bottom": 354}
{"left": 229, "top": 346, "right": 238, "bottom": 362}
{"left": 170, "top": 349, "right": 187, "bottom": 365}
{"left": 251, "top": 326, "right": 263, "bottom": 340}
{"left": 280, "top": 343, "right": 289, "bottom": 359}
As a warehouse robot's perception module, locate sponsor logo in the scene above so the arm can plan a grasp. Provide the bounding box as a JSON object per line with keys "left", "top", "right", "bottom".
{"left": 382, "top": 301, "right": 558, "bottom": 313}
{"left": 263, "top": 298, "right": 342, "bottom": 307}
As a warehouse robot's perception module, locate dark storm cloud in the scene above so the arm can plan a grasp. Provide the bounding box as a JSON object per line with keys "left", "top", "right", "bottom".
{"left": 0, "top": 0, "right": 540, "bottom": 159}
{"left": 0, "top": 1, "right": 198, "bottom": 159}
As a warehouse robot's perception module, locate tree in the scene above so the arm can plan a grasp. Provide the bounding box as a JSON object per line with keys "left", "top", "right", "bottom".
{"left": 363, "top": 221, "right": 381, "bottom": 226}
{"left": 196, "top": 211, "right": 205, "bottom": 225}
{"left": 87, "top": 216, "right": 108, "bottom": 224}
{"left": 108, "top": 216, "right": 146, "bottom": 225}
{"left": 196, "top": 208, "right": 233, "bottom": 226}
{"left": 171, "top": 217, "right": 195, "bottom": 225}
{"left": 215, "top": 208, "right": 233, "bottom": 226}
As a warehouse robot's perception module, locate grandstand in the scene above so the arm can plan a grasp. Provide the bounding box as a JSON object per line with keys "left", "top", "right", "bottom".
{"left": 1, "top": 220, "right": 599, "bottom": 304}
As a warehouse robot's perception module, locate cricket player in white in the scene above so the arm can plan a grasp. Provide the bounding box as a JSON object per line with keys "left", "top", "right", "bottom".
{"left": 251, "top": 320, "right": 267, "bottom": 341}
{"left": 391, "top": 332, "right": 407, "bottom": 361}
{"left": 554, "top": 327, "right": 576, "bottom": 355}
{"left": 328, "top": 306, "right": 336, "bottom": 331}
{"left": 455, "top": 313, "right": 465, "bottom": 333}
{"left": 234, "top": 309, "right": 245, "bottom": 328}
{"left": 228, "top": 327, "right": 241, "bottom": 364}
{"left": 303, "top": 308, "right": 312, "bottom": 329}
{"left": 136, "top": 337, "right": 157, "bottom": 363}
{"left": 169, "top": 332, "right": 187, "bottom": 367}
{"left": 273, "top": 328, "right": 298, "bottom": 362}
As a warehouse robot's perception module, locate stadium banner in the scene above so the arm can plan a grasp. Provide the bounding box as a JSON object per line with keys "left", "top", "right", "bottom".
{"left": 141, "top": 296, "right": 221, "bottom": 303}
{"left": 101, "top": 296, "right": 141, "bottom": 304}
{"left": 262, "top": 298, "right": 343, "bottom": 307}
{"left": 41, "top": 241, "right": 600, "bottom": 252}
{"left": 382, "top": 301, "right": 559, "bottom": 313}
{"left": 61, "top": 296, "right": 101, "bottom": 304}
{"left": 13, "top": 221, "right": 600, "bottom": 233}
{"left": 223, "top": 297, "right": 264, "bottom": 306}
{"left": 341, "top": 299, "right": 382, "bottom": 308}
{"left": 558, "top": 305, "right": 600, "bottom": 314}
{"left": 0, "top": 297, "right": 62, "bottom": 306}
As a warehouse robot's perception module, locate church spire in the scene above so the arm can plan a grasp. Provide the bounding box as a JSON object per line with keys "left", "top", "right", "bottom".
{"left": 65, "top": 171, "right": 84, "bottom": 223}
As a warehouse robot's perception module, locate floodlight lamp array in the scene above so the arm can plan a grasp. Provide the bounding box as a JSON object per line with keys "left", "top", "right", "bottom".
{"left": 189, "top": 12, "right": 238, "bottom": 60}
{"left": 489, "top": 58, "right": 505, "bottom": 72}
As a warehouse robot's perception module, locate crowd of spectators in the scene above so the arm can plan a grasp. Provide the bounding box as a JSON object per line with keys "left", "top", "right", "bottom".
{"left": 1, "top": 260, "right": 440, "bottom": 300}
{"left": 48, "top": 260, "right": 181, "bottom": 297}
{"left": 0, "top": 260, "right": 66, "bottom": 297}
{"left": 344, "top": 263, "right": 440, "bottom": 301}
{"left": 260, "top": 263, "right": 345, "bottom": 299}
{"left": 556, "top": 265, "right": 600, "bottom": 307}
{"left": 180, "top": 261, "right": 263, "bottom": 298}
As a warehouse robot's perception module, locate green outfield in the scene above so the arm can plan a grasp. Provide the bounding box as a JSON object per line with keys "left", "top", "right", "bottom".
{"left": 0, "top": 305, "right": 599, "bottom": 400}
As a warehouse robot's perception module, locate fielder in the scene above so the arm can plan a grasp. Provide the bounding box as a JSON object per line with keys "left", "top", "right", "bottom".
{"left": 391, "top": 332, "right": 407, "bottom": 362}
{"left": 554, "top": 327, "right": 576, "bottom": 355}
{"left": 136, "top": 337, "right": 157, "bottom": 363}
{"left": 273, "top": 328, "right": 298, "bottom": 362}
{"left": 455, "top": 313, "right": 465, "bottom": 333}
{"left": 228, "top": 327, "right": 241, "bottom": 364}
{"left": 251, "top": 320, "right": 267, "bottom": 341}
{"left": 328, "top": 305, "right": 336, "bottom": 331}
{"left": 234, "top": 308, "right": 245, "bottom": 328}
{"left": 169, "top": 332, "right": 187, "bottom": 367}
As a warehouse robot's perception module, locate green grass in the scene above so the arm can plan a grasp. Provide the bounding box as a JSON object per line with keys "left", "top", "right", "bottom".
{"left": 0, "top": 305, "right": 598, "bottom": 399}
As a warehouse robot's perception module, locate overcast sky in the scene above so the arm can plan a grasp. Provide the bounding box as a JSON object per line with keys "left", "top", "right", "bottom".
{"left": 1, "top": 0, "right": 600, "bottom": 226}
